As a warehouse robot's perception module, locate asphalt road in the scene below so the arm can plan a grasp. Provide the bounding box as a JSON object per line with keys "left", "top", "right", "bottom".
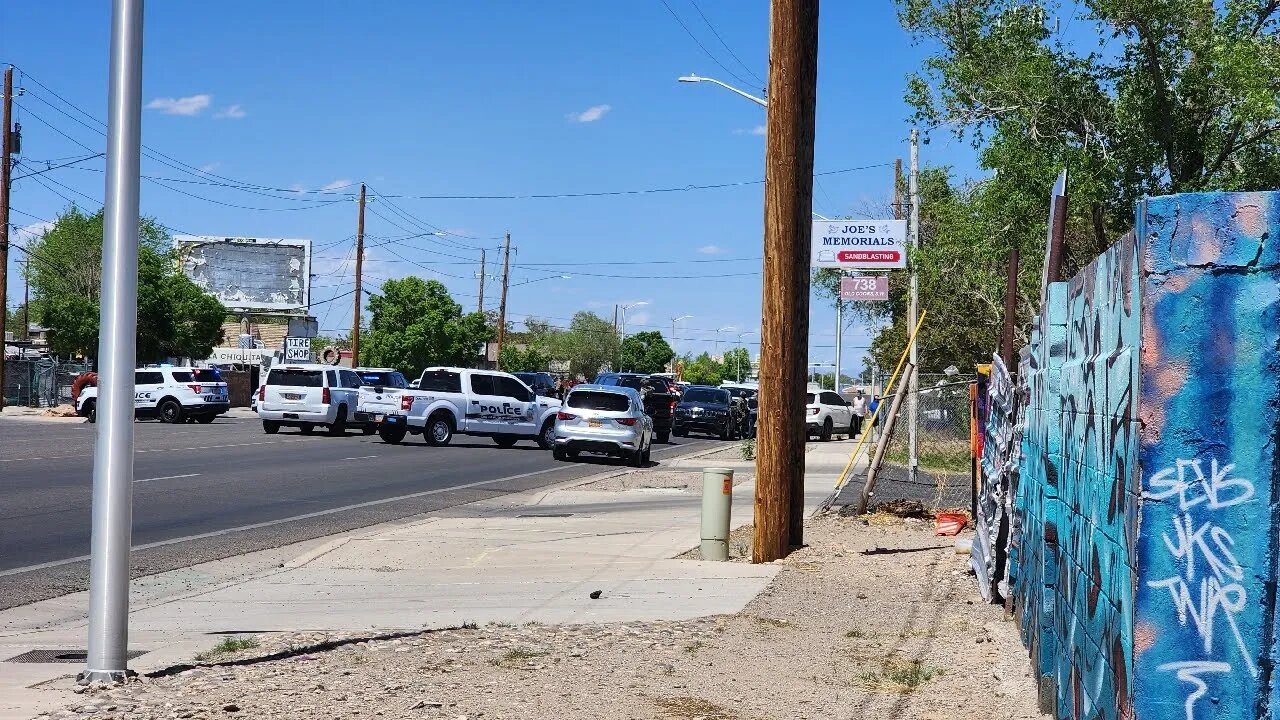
{"left": 0, "top": 415, "right": 721, "bottom": 610}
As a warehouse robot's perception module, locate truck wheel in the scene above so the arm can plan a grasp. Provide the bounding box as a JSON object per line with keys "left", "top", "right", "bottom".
{"left": 300, "top": 424, "right": 315, "bottom": 435}
{"left": 159, "top": 399, "right": 183, "bottom": 424}
{"left": 84, "top": 400, "right": 97, "bottom": 424}
{"left": 719, "top": 420, "right": 731, "bottom": 441}
{"left": 673, "top": 428, "right": 686, "bottom": 438}
{"left": 494, "top": 435, "right": 518, "bottom": 448}
{"left": 263, "top": 420, "right": 280, "bottom": 434}
{"left": 361, "top": 425, "right": 376, "bottom": 435}
{"left": 328, "top": 407, "right": 348, "bottom": 436}
{"left": 630, "top": 447, "right": 645, "bottom": 467}
{"left": 197, "top": 415, "right": 215, "bottom": 424}
{"left": 821, "top": 418, "right": 833, "bottom": 442}
{"left": 538, "top": 420, "right": 556, "bottom": 450}
{"left": 656, "top": 429, "right": 670, "bottom": 444}
{"left": 379, "top": 425, "right": 406, "bottom": 444}
{"left": 426, "top": 413, "right": 454, "bottom": 446}
{"left": 553, "top": 446, "right": 569, "bottom": 461}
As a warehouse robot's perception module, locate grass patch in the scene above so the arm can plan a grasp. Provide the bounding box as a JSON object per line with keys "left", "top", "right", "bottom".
{"left": 655, "top": 696, "right": 736, "bottom": 719}
{"left": 858, "top": 657, "right": 943, "bottom": 693}
{"left": 845, "top": 629, "right": 866, "bottom": 639}
{"left": 752, "top": 616, "right": 791, "bottom": 629}
{"left": 491, "top": 647, "right": 548, "bottom": 666}
{"left": 194, "top": 636, "right": 259, "bottom": 661}
{"left": 460, "top": 620, "right": 479, "bottom": 630}
{"left": 739, "top": 438, "right": 756, "bottom": 461}
{"left": 684, "top": 641, "right": 706, "bottom": 654}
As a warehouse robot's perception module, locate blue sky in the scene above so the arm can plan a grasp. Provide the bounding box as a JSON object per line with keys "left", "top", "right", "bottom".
{"left": 2, "top": 1, "right": 980, "bottom": 377}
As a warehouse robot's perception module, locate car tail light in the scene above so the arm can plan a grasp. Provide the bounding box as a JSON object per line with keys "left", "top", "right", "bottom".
{"left": 322, "top": 387, "right": 331, "bottom": 404}
{"left": 617, "top": 417, "right": 639, "bottom": 426}
{"left": 808, "top": 407, "right": 820, "bottom": 415}
{"left": 401, "top": 395, "right": 414, "bottom": 411}
{"left": 669, "top": 400, "right": 676, "bottom": 412}
{"left": 557, "top": 411, "right": 576, "bottom": 421}
{"left": 188, "top": 384, "right": 202, "bottom": 394}
{"left": 258, "top": 385, "right": 265, "bottom": 401}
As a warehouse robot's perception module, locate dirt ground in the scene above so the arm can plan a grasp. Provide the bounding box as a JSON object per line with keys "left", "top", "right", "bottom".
{"left": 46, "top": 515, "right": 1042, "bottom": 720}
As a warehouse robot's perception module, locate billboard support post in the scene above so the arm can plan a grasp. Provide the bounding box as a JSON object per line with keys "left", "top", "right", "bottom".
{"left": 82, "top": 0, "right": 143, "bottom": 685}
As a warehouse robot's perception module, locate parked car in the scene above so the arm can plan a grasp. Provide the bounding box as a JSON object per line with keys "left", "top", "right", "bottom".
{"left": 594, "top": 372, "right": 677, "bottom": 443}
{"left": 355, "top": 367, "right": 410, "bottom": 390}
{"left": 257, "top": 364, "right": 370, "bottom": 435}
{"left": 365, "top": 367, "right": 561, "bottom": 448}
{"left": 806, "top": 389, "right": 855, "bottom": 441}
{"left": 673, "top": 385, "right": 742, "bottom": 440}
{"left": 77, "top": 366, "right": 230, "bottom": 424}
{"left": 513, "top": 371, "right": 558, "bottom": 398}
{"left": 552, "top": 384, "right": 653, "bottom": 466}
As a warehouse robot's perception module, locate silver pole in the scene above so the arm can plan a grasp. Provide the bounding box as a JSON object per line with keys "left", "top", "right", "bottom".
{"left": 907, "top": 129, "right": 920, "bottom": 486}
{"left": 82, "top": 0, "right": 143, "bottom": 685}
{"left": 834, "top": 299, "right": 842, "bottom": 395}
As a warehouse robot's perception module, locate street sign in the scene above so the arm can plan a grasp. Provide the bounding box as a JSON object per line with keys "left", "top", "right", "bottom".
{"left": 284, "top": 336, "right": 311, "bottom": 362}
{"left": 840, "top": 275, "right": 889, "bottom": 301}
{"left": 811, "top": 219, "right": 907, "bottom": 269}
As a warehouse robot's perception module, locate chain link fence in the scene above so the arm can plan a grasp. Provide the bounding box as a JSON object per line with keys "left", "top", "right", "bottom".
{"left": 832, "top": 373, "right": 975, "bottom": 514}
{"left": 3, "top": 359, "right": 92, "bottom": 408}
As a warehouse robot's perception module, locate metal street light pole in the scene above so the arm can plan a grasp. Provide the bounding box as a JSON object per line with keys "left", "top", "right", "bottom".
{"left": 736, "top": 330, "right": 756, "bottom": 382}
{"left": 618, "top": 301, "right": 648, "bottom": 371}
{"left": 671, "top": 314, "right": 692, "bottom": 356}
{"left": 83, "top": 0, "right": 144, "bottom": 685}
{"left": 715, "top": 325, "right": 735, "bottom": 357}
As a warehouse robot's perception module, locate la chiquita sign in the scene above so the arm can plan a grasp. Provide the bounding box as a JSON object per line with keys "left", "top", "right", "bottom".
{"left": 811, "top": 220, "right": 907, "bottom": 269}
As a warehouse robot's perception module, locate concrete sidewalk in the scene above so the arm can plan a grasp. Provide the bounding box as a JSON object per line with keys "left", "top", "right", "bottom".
{"left": 0, "top": 438, "right": 865, "bottom": 719}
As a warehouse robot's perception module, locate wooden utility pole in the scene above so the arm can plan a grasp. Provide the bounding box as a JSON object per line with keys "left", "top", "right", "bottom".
{"left": 0, "top": 66, "right": 14, "bottom": 411}
{"left": 752, "top": 0, "right": 820, "bottom": 563}
{"left": 893, "top": 159, "right": 903, "bottom": 219}
{"left": 494, "top": 233, "right": 511, "bottom": 368}
{"left": 350, "top": 183, "right": 367, "bottom": 366}
{"left": 477, "top": 248, "right": 486, "bottom": 314}
{"left": 1000, "top": 248, "right": 1020, "bottom": 368}
{"left": 907, "top": 130, "right": 921, "bottom": 487}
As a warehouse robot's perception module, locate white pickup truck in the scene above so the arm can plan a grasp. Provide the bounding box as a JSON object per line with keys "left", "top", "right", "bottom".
{"left": 356, "top": 367, "right": 562, "bottom": 448}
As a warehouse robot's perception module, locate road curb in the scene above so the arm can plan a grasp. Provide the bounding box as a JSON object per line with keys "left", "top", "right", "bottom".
{"left": 526, "top": 441, "right": 735, "bottom": 506}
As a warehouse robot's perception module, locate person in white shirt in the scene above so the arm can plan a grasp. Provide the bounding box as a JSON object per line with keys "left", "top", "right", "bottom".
{"left": 850, "top": 390, "right": 867, "bottom": 437}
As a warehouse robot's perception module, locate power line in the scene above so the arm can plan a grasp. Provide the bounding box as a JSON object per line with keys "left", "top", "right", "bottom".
{"left": 12, "top": 153, "right": 104, "bottom": 180}
{"left": 687, "top": 0, "right": 766, "bottom": 87}
{"left": 656, "top": 0, "right": 760, "bottom": 90}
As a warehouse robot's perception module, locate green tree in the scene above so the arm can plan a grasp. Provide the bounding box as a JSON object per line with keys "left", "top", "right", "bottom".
{"left": 619, "top": 330, "right": 675, "bottom": 374}
{"left": 680, "top": 352, "right": 724, "bottom": 386}
{"left": 360, "top": 277, "right": 491, "bottom": 376}
{"left": 557, "top": 311, "right": 618, "bottom": 380}
{"left": 498, "top": 344, "right": 549, "bottom": 373}
{"left": 27, "top": 207, "right": 227, "bottom": 361}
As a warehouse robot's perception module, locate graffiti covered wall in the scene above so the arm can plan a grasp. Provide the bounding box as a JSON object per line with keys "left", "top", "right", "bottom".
{"left": 984, "top": 190, "right": 1280, "bottom": 719}
{"left": 1133, "top": 192, "right": 1280, "bottom": 720}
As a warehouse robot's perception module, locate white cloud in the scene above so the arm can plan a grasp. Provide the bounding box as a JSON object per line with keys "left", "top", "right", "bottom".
{"left": 198, "top": 162, "right": 221, "bottom": 174}
{"left": 733, "top": 125, "right": 766, "bottom": 136}
{"left": 214, "top": 104, "right": 246, "bottom": 119}
{"left": 145, "top": 94, "right": 212, "bottom": 116}
{"left": 697, "top": 245, "right": 722, "bottom": 255}
{"left": 288, "top": 183, "right": 306, "bottom": 194}
{"left": 567, "top": 104, "right": 611, "bottom": 123}
{"left": 321, "top": 179, "right": 352, "bottom": 192}
{"left": 14, "top": 221, "right": 53, "bottom": 241}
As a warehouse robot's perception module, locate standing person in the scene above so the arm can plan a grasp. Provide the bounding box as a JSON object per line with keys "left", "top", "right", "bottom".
{"left": 850, "top": 389, "right": 867, "bottom": 437}
{"left": 867, "top": 395, "right": 881, "bottom": 442}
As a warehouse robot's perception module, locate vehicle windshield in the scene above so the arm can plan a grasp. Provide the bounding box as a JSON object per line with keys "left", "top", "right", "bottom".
{"left": 726, "top": 387, "right": 755, "bottom": 399}
{"left": 682, "top": 388, "right": 728, "bottom": 405}
{"left": 268, "top": 369, "right": 323, "bottom": 387}
{"left": 358, "top": 371, "right": 400, "bottom": 387}
{"left": 418, "top": 370, "right": 462, "bottom": 393}
{"left": 567, "top": 391, "right": 630, "bottom": 412}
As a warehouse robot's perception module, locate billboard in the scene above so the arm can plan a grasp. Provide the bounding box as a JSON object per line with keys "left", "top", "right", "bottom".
{"left": 811, "top": 220, "right": 907, "bottom": 269}
{"left": 840, "top": 275, "right": 889, "bottom": 301}
{"left": 176, "top": 236, "right": 311, "bottom": 312}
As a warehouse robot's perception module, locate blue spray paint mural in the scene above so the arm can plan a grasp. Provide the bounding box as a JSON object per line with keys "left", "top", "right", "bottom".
{"left": 980, "top": 190, "right": 1280, "bottom": 720}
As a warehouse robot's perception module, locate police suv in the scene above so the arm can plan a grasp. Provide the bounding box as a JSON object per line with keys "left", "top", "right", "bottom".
{"left": 77, "top": 367, "right": 230, "bottom": 424}
{"left": 361, "top": 367, "right": 561, "bottom": 448}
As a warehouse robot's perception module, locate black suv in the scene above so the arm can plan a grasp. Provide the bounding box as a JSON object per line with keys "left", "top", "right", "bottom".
{"left": 594, "top": 372, "right": 677, "bottom": 443}
{"left": 674, "top": 385, "right": 743, "bottom": 440}
{"left": 514, "top": 371, "right": 558, "bottom": 398}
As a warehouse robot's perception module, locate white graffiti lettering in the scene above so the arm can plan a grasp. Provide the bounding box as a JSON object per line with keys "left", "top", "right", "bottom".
{"left": 1147, "top": 457, "right": 1257, "bottom": 718}
{"left": 1157, "top": 661, "right": 1232, "bottom": 720}
{"left": 1147, "top": 458, "right": 1254, "bottom": 510}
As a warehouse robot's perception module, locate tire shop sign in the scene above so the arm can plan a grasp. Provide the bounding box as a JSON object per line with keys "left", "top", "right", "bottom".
{"left": 284, "top": 337, "right": 311, "bottom": 362}
{"left": 811, "top": 220, "right": 907, "bottom": 269}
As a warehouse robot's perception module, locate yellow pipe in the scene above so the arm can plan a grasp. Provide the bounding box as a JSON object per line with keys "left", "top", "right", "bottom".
{"left": 832, "top": 309, "right": 927, "bottom": 489}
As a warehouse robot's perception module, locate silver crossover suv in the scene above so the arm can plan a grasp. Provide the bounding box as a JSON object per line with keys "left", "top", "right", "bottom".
{"left": 552, "top": 384, "right": 653, "bottom": 466}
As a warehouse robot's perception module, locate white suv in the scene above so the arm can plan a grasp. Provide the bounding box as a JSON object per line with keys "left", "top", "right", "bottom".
{"left": 257, "top": 364, "right": 370, "bottom": 436}
{"left": 77, "top": 367, "right": 230, "bottom": 424}
{"left": 806, "top": 389, "right": 855, "bottom": 441}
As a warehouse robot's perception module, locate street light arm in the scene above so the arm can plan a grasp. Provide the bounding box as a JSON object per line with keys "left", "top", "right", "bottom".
{"left": 678, "top": 74, "right": 768, "bottom": 108}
